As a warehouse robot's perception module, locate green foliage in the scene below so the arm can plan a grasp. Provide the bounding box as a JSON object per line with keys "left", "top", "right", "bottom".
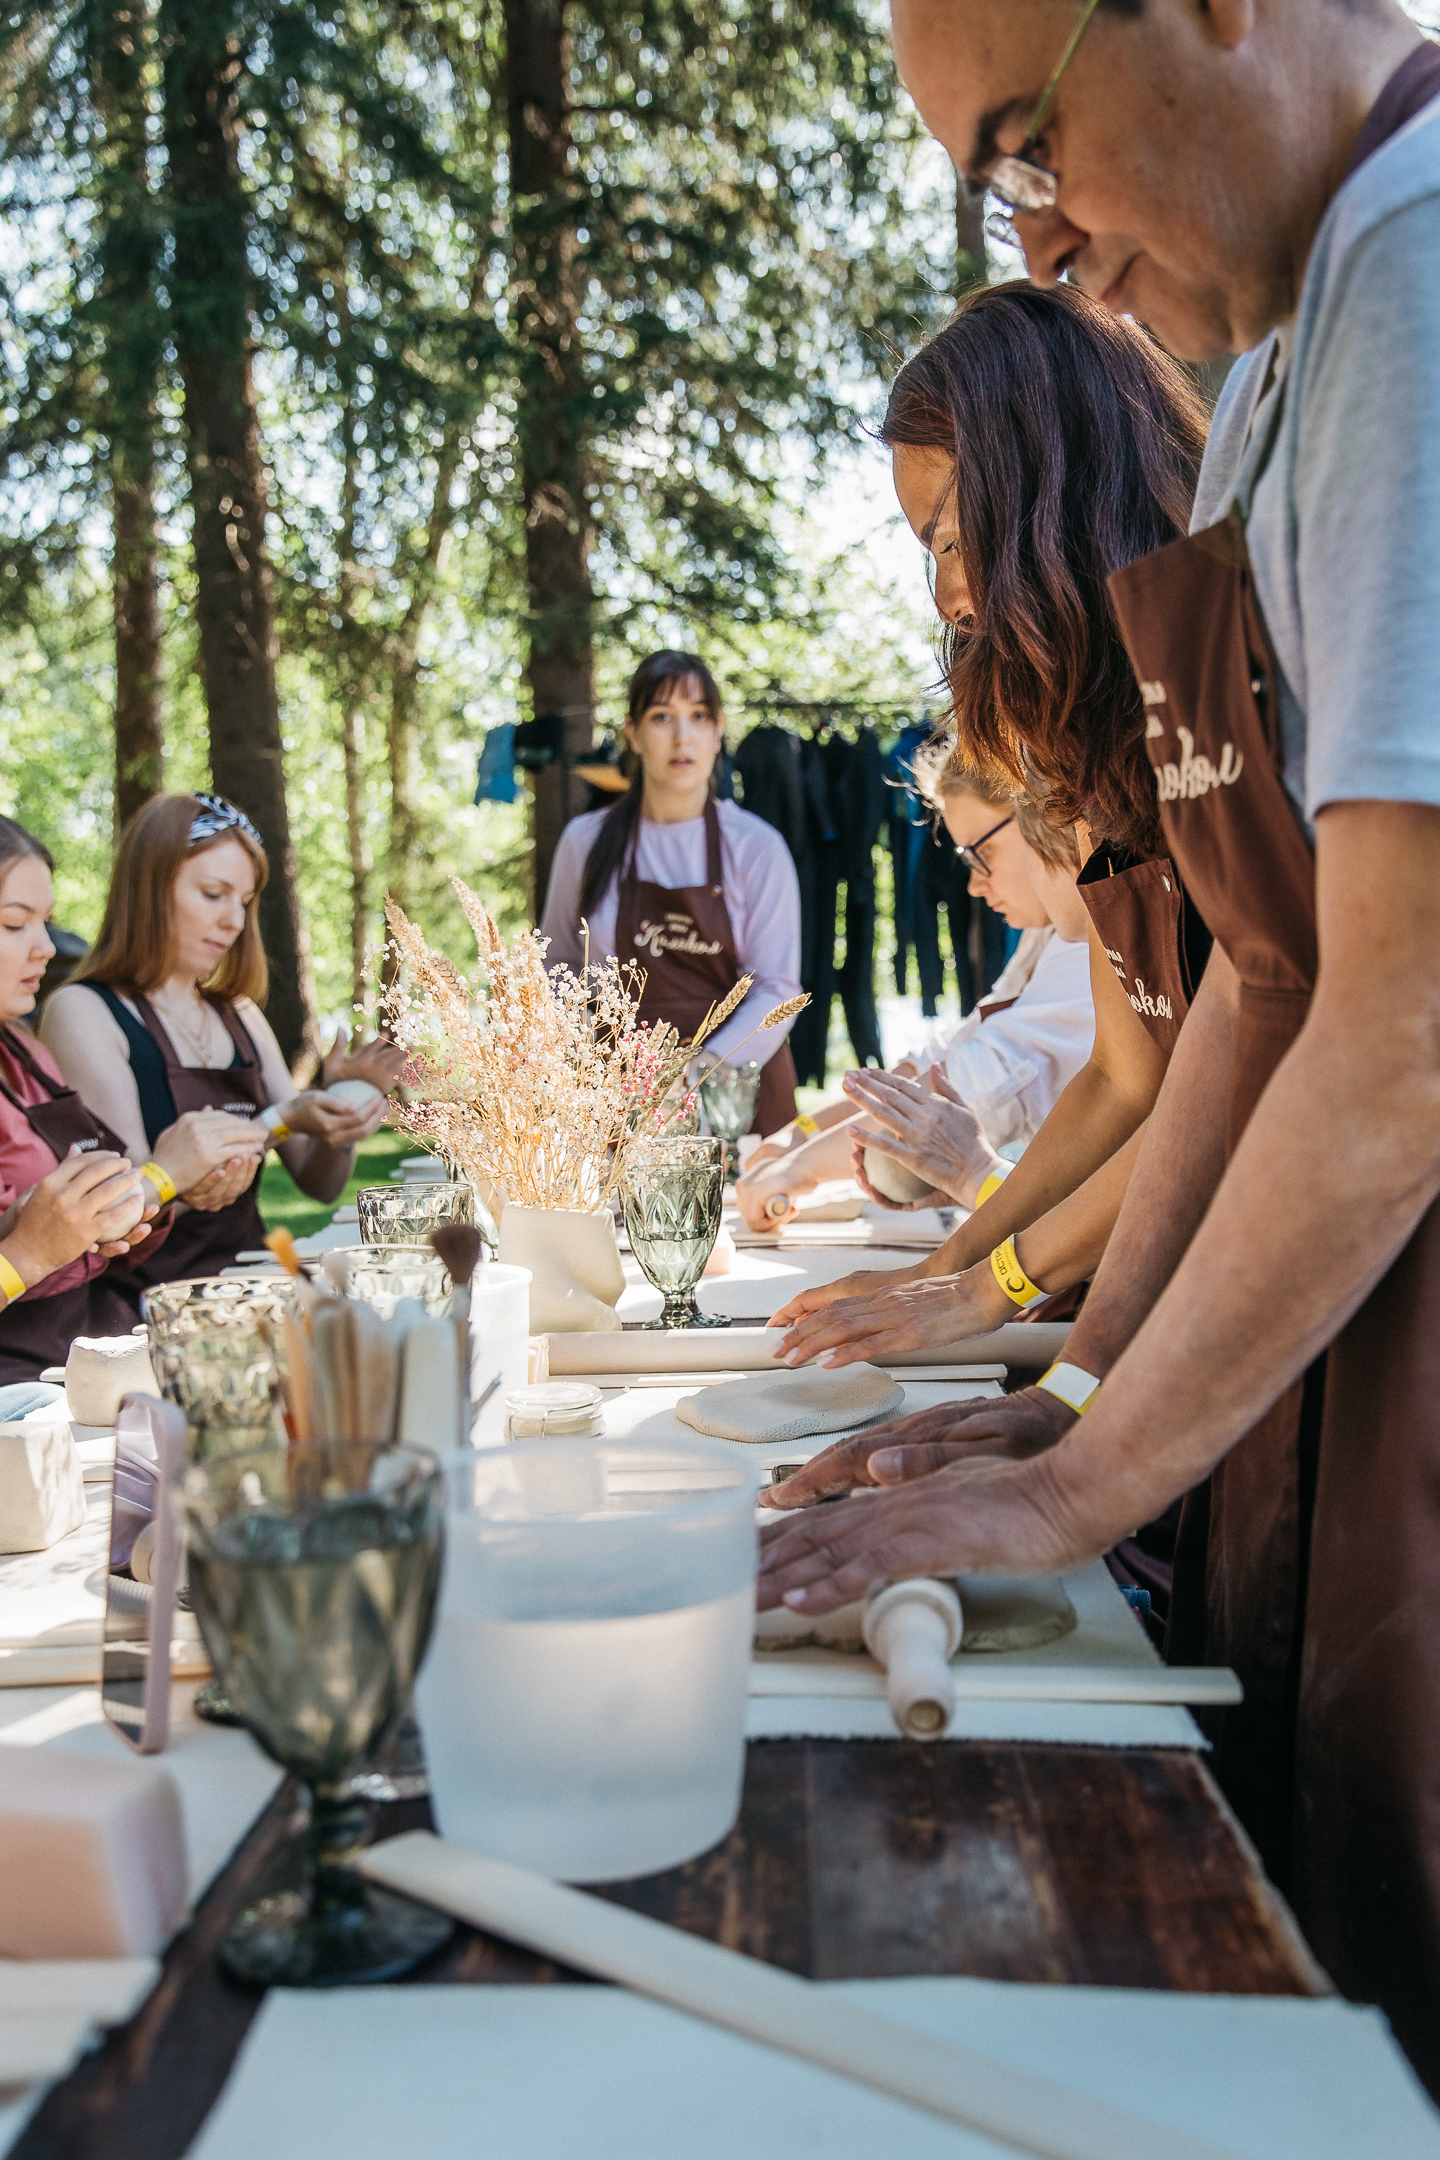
{"left": 0, "top": 0, "right": 954, "bottom": 1009}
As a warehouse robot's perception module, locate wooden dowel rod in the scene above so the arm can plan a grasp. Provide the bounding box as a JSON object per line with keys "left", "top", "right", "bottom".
{"left": 358, "top": 1833, "right": 1234, "bottom": 2160}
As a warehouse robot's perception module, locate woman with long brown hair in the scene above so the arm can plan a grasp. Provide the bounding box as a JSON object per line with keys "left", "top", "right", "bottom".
{"left": 767, "top": 282, "right": 1212, "bottom": 1381}
{"left": 540, "top": 650, "right": 803, "bottom": 1135}
{"left": 42, "top": 793, "right": 401, "bottom": 1285}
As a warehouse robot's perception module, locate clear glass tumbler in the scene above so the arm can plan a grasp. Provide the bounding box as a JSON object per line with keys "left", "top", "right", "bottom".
{"left": 356, "top": 1182, "right": 475, "bottom": 1246}
{"left": 621, "top": 1135, "right": 725, "bottom": 1328}
{"left": 414, "top": 1433, "right": 757, "bottom": 1881}
{"left": 331, "top": 1244, "right": 452, "bottom": 1320}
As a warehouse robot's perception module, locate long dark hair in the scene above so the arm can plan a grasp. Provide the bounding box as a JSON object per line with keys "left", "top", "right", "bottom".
{"left": 576, "top": 650, "right": 723, "bottom": 923}
{"left": 881, "top": 282, "right": 1208, "bottom": 855}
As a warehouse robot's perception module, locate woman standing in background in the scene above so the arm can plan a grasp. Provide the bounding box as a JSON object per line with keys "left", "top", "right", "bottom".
{"left": 541, "top": 651, "right": 803, "bottom": 1134}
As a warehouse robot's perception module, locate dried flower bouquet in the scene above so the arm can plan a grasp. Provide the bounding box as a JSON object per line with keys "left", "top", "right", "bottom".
{"left": 384, "top": 881, "right": 805, "bottom": 1214}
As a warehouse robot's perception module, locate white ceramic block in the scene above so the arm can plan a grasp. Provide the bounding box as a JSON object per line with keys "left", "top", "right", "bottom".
{"left": 0, "top": 1422, "right": 86, "bottom": 1553}
{"left": 64, "top": 1335, "right": 160, "bottom": 1426}
{"left": 0, "top": 1745, "right": 187, "bottom": 1959}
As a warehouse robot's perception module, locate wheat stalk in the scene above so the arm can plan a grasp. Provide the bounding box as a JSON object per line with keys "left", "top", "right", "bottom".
{"left": 382, "top": 885, "right": 779, "bottom": 1212}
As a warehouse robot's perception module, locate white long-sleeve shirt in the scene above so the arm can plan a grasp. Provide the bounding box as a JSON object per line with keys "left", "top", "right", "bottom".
{"left": 905, "top": 927, "right": 1095, "bottom": 1149}
{"left": 539, "top": 800, "right": 802, "bottom": 1066}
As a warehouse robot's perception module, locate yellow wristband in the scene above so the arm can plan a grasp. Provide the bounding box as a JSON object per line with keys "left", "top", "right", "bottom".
{"left": 1037, "top": 1362, "right": 1102, "bottom": 1415}
{"left": 974, "top": 1168, "right": 1011, "bottom": 1208}
{"left": 139, "top": 1161, "right": 178, "bottom": 1206}
{"left": 794, "top": 1114, "right": 819, "bottom": 1138}
{"left": 0, "top": 1253, "right": 26, "bottom": 1304}
{"left": 991, "top": 1234, "right": 1046, "bottom": 1307}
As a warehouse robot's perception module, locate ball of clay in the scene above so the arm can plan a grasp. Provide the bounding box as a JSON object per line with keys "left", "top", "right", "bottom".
{"left": 325, "top": 1079, "right": 385, "bottom": 1114}
{"left": 861, "top": 1147, "right": 934, "bottom": 1206}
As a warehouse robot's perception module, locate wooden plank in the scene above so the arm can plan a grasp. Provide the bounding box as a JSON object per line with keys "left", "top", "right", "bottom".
{"left": 10, "top": 1741, "right": 1324, "bottom": 2160}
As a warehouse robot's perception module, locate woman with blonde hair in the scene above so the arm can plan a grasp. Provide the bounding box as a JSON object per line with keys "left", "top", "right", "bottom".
{"left": 43, "top": 793, "right": 400, "bottom": 1284}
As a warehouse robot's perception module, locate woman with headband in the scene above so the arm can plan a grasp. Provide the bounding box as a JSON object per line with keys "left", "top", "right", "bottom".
{"left": 42, "top": 793, "right": 402, "bottom": 1286}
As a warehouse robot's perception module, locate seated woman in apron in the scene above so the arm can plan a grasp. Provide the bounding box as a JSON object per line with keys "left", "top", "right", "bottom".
{"left": 41, "top": 793, "right": 402, "bottom": 1288}
{"left": 764, "top": 284, "right": 1213, "bottom": 1379}
{"left": 0, "top": 817, "right": 173, "bottom": 1397}
{"left": 736, "top": 757, "right": 1095, "bottom": 1226}
{"left": 539, "top": 650, "right": 802, "bottom": 1133}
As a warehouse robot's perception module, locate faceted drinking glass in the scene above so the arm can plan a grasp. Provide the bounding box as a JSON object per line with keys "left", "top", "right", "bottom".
{"left": 178, "top": 1439, "right": 451, "bottom": 1987}
{"left": 141, "top": 1276, "right": 296, "bottom": 1726}
{"left": 698, "top": 1060, "right": 761, "bottom": 1178}
{"left": 356, "top": 1182, "right": 475, "bottom": 1247}
{"left": 329, "top": 1244, "right": 452, "bottom": 1320}
{"left": 621, "top": 1135, "right": 725, "bottom": 1328}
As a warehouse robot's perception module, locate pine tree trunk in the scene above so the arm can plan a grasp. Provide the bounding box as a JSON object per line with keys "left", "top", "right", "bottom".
{"left": 503, "top": 0, "right": 594, "bottom": 921}
{"left": 335, "top": 320, "right": 372, "bottom": 1021}
{"left": 160, "top": 0, "right": 319, "bottom": 1070}
{"left": 91, "top": 0, "right": 164, "bottom": 836}
{"left": 386, "top": 446, "right": 460, "bottom": 927}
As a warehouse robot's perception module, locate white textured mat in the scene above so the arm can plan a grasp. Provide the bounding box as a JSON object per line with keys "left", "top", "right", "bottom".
{"left": 185, "top": 1978, "right": 1440, "bottom": 2160}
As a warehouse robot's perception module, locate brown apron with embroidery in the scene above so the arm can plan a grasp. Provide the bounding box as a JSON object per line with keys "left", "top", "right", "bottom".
{"left": 120, "top": 994, "right": 271, "bottom": 1287}
{"left": 1074, "top": 848, "right": 1198, "bottom": 1055}
{"left": 614, "top": 799, "right": 798, "bottom": 1137}
{"left": 1104, "top": 50, "right": 1440, "bottom": 2084}
{"left": 1109, "top": 522, "right": 1440, "bottom": 2077}
{"left": 0, "top": 1027, "right": 150, "bottom": 1379}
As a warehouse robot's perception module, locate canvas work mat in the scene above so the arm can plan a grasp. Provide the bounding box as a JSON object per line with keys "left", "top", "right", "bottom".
{"left": 183, "top": 1978, "right": 1440, "bottom": 2160}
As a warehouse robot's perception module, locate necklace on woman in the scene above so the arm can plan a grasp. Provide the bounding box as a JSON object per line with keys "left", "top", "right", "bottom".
{"left": 153, "top": 986, "right": 219, "bottom": 1066}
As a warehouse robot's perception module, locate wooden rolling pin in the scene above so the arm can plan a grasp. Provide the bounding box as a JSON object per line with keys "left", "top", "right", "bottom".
{"left": 357, "top": 1835, "right": 1234, "bottom": 2160}
{"left": 861, "top": 1578, "right": 962, "bottom": 1737}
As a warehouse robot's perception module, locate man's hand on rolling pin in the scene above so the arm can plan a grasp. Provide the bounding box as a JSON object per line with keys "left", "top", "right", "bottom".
{"left": 757, "top": 1448, "right": 1086, "bottom": 1613}
{"left": 757, "top": 1388, "right": 1076, "bottom": 1509}
{"left": 772, "top": 1264, "right": 1015, "bottom": 1369}
{"left": 735, "top": 1165, "right": 807, "bottom": 1232}
{"left": 768, "top": 1261, "right": 923, "bottom": 1332}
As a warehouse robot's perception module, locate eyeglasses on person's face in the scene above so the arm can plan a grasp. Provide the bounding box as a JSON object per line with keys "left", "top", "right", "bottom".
{"left": 977, "top": 0, "right": 1104, "bottom": 225}
{"left": 956, "top": 815, "right": 1014, "bottom": 877}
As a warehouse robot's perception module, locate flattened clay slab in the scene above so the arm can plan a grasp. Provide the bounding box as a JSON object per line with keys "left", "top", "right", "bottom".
{"left": 753, "top": 1573, "right": 1077, "bottom": 1657}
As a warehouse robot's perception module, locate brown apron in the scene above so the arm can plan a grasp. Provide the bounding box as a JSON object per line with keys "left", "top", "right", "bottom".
{"left": 613, "top": 799, "right": 799, "bottom": 1136}
{"left": 0, "top": 1027, "right": 150, "bottom": 1380}
{"left": 120, "top": 993, "right": 271, "bottom": 1288}
{"left": 1109, "top": 522, "right": 1440, "bottom": 2072}
{"left": 1074, "top": 847, "right": 1199, "bottom": 1055}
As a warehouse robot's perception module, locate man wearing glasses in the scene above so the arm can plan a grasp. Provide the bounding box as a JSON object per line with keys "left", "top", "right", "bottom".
{"left": 759, "top": 0, "right": 1440, "bottom": 2089}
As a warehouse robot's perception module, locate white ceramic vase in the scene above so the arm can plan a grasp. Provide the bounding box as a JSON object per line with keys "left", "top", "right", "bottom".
{"left": 497, "top": 1204, "right": 626, "bottom": 1333}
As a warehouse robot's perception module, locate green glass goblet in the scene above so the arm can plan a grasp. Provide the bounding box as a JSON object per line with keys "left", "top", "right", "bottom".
{"left": 698, "top": 1060, "right": 762, "bottom": 1179}
{"left": 178, "top": 1439, "right": 452, "bottom": 1988}
{"left": 622, "top": 1136, "right": 726, "bottom": 1329}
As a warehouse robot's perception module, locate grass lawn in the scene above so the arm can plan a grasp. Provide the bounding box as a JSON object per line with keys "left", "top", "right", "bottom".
{"left": 257, "top": 1128, "right": 438, "bottom": 1241}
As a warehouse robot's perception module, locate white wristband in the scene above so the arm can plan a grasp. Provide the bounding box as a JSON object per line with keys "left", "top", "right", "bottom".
{"left": 1036, "top": 1361, "right": 1102, "bottom": 1416}
{"left": 259, "top": 1102, "right": 293, "bottom": 1143}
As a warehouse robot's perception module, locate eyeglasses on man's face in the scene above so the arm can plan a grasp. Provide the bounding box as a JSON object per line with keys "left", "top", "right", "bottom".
{"left": 977, "top": 0, "right": 1104, "bottom": 229}
{"left": 955, "top": 815, "right": 1014, "bottom": 877}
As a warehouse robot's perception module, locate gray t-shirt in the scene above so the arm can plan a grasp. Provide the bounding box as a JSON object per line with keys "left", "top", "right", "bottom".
{"left": 1190, "top": 96, "right": 1440, "bottom": 828}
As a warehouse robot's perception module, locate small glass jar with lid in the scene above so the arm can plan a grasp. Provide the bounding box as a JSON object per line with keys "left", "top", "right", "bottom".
{"left": 503, "top": 1381, "right": 605, "bottom": 1442}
